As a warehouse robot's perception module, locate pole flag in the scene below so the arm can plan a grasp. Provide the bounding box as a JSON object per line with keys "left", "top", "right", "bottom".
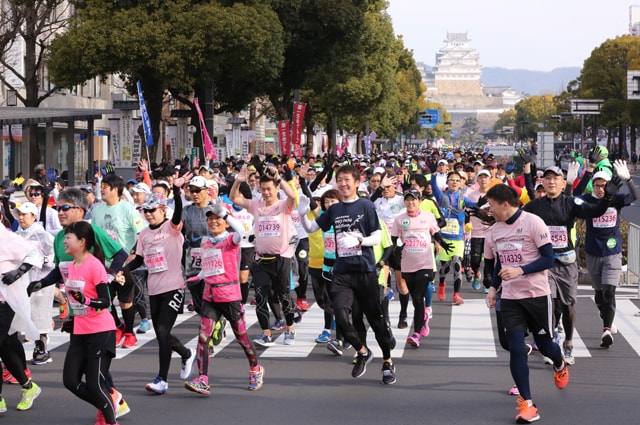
{"left": 136, "top": 81, "right": 154, "bottom": 147}
{"left": 193, "top": 98, "right": 217, "bottom": 159}
{"left": 277, "top": 120, "right": 290, "bottom": 155}
{"left": 291, "top": 102, "right": 306, "bottom": 158}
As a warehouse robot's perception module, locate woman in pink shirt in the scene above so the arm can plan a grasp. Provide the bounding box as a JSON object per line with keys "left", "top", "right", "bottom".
{"left": 62, "top": 221, "right": 118, "bottom": 425}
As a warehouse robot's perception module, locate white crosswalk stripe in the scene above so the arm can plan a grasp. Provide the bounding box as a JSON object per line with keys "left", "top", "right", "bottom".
{"left": 449, "top": 299, "right": 497, "bottom": 358}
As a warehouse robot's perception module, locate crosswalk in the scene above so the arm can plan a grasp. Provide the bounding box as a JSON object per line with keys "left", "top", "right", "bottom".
{"left": 23, "top": 294, "right": 640, "bottom": 362}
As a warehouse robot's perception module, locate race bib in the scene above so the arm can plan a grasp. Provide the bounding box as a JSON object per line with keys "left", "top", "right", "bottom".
{"left": 496, "top": 241, "right": 524, "bottom": 267}
{"left": 59, "top": 261, "right": 71, "bottom": 283}
{"left": 548, "top": 226, "right": 568, "bottom": 249}
{"left": 323, "top": 235, "right": 336, "bottom": 255}
{"left": 202, "top": 248, "right": 225, "bottom": 277}
{"left": 443, "top": 218, "right": 460, "bottom": 235}
{"left": 336, "top": 232, "right": 362, "bottom": 257}
{"left": 144, "top": 246, "right": 169, "bottom": 273}
{"left": 592, "top": 207, "right": 617, "bottom": 229}
{"left": 257, "top": 215, "right": 281, "bottom": 237}
{"left": 403, "top": 232, "right": 430, "bottom": 254}
{"left": 66, "top": 279, "right": 88, "bottom": 316}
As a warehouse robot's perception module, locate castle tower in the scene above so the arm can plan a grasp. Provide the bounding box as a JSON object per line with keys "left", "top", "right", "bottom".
{"left": 433, "top": 32, "right": 483, "bottom": 96}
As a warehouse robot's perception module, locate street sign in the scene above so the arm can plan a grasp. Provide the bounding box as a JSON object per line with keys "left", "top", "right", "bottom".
{"left": 417, "top": 109, "right": 442, "bottom": 126}
{"left": 628, "top": 71, "right": 640, "bottom": 100}
{"left": 571, "top": 99, "right": 604, "bottom": 115}
{"left": 370, "top": 131, "right": 377, "bottom": 140}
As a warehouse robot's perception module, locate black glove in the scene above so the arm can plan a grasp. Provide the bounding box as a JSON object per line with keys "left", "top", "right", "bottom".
{"left": 604, "top": 176, "right": 622, "bottom": 201}
{"left": 2, "top": 263, "right": 32, "bottom": 285}
{"left": 68, "top": 289, "right": 86, "bottom": 305}
{"left": 440, "top": 239, "right": 453, "bottom": 254}
{"left": 477, "top": 196, "right": 488, "bottom": 208}
{"left": 518, "top": 148, "right": 532, "bottom": 164}
{"left": 588, "top": 146, "right": 602, "bottom": 164}
{"left": 468, "top": 206, "right": 496, "bottom": 226}
{"left": 61, "top": 320, "right": 73, "bottom": 333}
{"left": 27, "top": 280, "right": 42, "bottom": 296}
{"left": 530, "top": 162, "right": 537, "bottom": 178}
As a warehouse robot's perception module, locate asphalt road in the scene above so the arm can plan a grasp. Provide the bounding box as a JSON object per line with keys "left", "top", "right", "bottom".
{"left": 2, "top": 284, "right": 639, "bottom": 425}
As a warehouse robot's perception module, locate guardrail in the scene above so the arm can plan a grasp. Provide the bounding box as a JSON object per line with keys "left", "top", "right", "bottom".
{"left": 626, "top": 222, "right": 640, "bottom": 299}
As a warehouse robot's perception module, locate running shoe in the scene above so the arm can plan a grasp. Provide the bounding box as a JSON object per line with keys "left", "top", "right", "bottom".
{"left": 115, "top": 325, "right": 126, "bottom": 347}
{"left": 352, "top": 348, "right": 373, "bottom": 378}
{"left": 397, "top": 316, "right": 408, "bottom": 329}
{"left": 185, "top": 375, "right": 211, "bottom": 396}
{"left": 464, "top": 268, "right": 473, "bottom": 282}
{"left": 437, "top": 283, "right": 446, "bottom": 301}
{"left": 145, "top": 376, "right": 168, "bottom": 394}
{"left": 212, "top": 318, "right": 227, "bottom": 346}
{"left": 2, "top": 366, "right": 11, "bottom": 383}
{"left": 248, "top": 365, "right": 264, "bottom": 391}
{"left": 283, "top": 329, "right": 296, "bottom": 345}
{"left": 330, "top": 318, "right": 336, "bottom": 330}
{"left": 136, "top": 319, "right": 151, "bottom": 334}
{"left": 554, "top": 362, "right": 569, "bottom": 389}
{"left": 406, "top": 333, "right": 420, "bottom": 348}
{"left": 515, "top": 397, "right": 540, "bottom": 424}
{"left": 315, "top": 330, "right": 331, "bottom": 343}
{"left": 271, "top": 319, "right": 285, "bottom": 331}
{"left": 96, "top": 409, "right": 107, "bottom": 425}
{"left": 420, "top": 313, "right": 430, "bottom": 338}
{"left": 122, "top": 333, "right": 137, "bottom": 349}
{"left": 327, "top": 339, "right": 344, "bottom": 356}
{"left": 563, "top": 341, "right": 575, "bottom": 365}
{"left": 111, "top": 389, "right": 130, "bottom": 419}
{"left": 452, "top": 293, "right": 465, "bottom": 305}
{"left": 600, "top": 329, "right": 613, "bottom": 348}
{"left": 381, "top": 361, "right": 396, "bottom": 385}
{"left": 180, "top": 348, "right": 197, "bottom": 379}
{"left": 31, "top": 350, "right": 52, "bottom": 365}
{"left": 0, "top": 396, "right": 6, "bottom": 413}
{"left": 541, "top": 356, "right": 553, "bottom": 365}
{"left": 296, "top": 298, "right": 310, "bottom": 311}
{"left": 425, "top": 306, "right": 433, "bottom": 319}
{"left": 508, "top": 384, "right": 520, "bottom": 396}
{"left": 472, "top": 273, "right": 481, "bottom": 290}
{"left": 253, "top": 333, "right": 275, "bottom": 347}
{"left": 610, "top": 323, "right": 618, "bottom": 334}
{"left": 482, "top": 286, "right": 489, "bottom": 294}
{"left": 8, "top": 369, "right": 31, "bottom": 385}
{"left": 16, "top": 382, "right": 41, "bottom": 410}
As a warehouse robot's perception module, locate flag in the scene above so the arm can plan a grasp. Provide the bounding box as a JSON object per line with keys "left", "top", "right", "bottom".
{"left": 193, "top": 98, "right": 217, "bottom": 159}
{"left": 321, "top": 136, "right": 326, "bottom": 153}
{"left": 136, "top": 81, "right": 154, "bottom": 147}
{"left": 277, "top": 121, "right": 290, "bottom": 155}
{"left": 291, "top": 102, "right": 306, "bottom": 158}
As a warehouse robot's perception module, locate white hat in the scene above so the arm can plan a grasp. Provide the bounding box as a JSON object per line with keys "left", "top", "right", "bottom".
{"left": 592, "top": 171, "right": 611, "bottom": 182}
{"left": 476, "top": 169, "right": 491, "bottom": 178}
{"left": 373, "top": 167, "right": 385, "bottom": 175}
{"left": 16, "top": 202, "right": 38, "bottom": 216}
{"left": 206, "top": 179, "right": 218, "bottom": 188}
{"left": 130, "top": 182, "right": 151, "bottom": 194}
{"left": 311, "top": 185, "right": 333, "bottom": 198}
{"left": 437, "top": 159, "right": 448, "bottom": 166}
{"left": 189, "top": 176, "right": 207, "bottom": 188}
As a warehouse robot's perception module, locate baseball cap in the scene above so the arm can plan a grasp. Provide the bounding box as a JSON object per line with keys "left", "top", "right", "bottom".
{"left": 437, "top": 159, "right": 448, "bottom": 166}
{"left": 534, "top": 181, "right": 545, "bottom": 191}
{"left": 189, "top": 176, "right": 207, "bottom": 188}
{"left": 139, "top": 192, "right": 167, "bottom": 210}
{"left": 473, "top": 160, "right": 484, "bottom": 167}
{"left": 476, "top": 170, "right": 491, "bottom": 178}
{"left": 372, "top": 167, "right": 385, "bottom": 175}
{"left": 24, "top": 179, "right": 44, "bottom": 189}
{"left": 79, "top": 185, "right": 94, "bottom": 194}
{"left": 130, "top": 182, "right": 151, "bottom": 194}
{"left": 1, "top": 179, "right": 12, "bottom": 188}
{"left": 592, "top": 171, "right": 611, "bottom": 182}
{"left": 16, "top": 202, "right": 38, "bottom": 216}
{"left": 543, "top": 166, "right": 563, "bottom": 177}
{"left": 403, "top": 189, "right": 421, "bottom": 200}
{"left": 126, "top": 178, "right": 137, "bottom": 185}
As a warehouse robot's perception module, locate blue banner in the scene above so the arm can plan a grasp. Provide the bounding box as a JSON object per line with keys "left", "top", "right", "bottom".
{"left": 136, "top": 81, "right": 154, "bottom": 147}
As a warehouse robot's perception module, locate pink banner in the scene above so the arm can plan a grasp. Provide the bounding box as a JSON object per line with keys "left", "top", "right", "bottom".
{"left": 291, "top": 102, "right": 306, "bottom": 158}
{"left": 277, "top": 120, "right": 290, "bottom": 156}
{"left": 193, "top": 98, "right": 217, "bottom": 159}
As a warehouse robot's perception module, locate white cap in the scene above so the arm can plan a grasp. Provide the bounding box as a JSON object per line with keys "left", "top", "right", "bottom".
{"left": 311, "top": 185, "right": 333, "bottom": 198}
{"left": 437, "top": 159, "right": 448, "bottom": 166}
{"left": 476, "top": 169, "right": 491, "bottom": 178}
{"left": 16, "top": 202, "right": 38, "bottom": 216}
{"left": 130, "top": 182, "right": 151, "bottom": 194}
{"left": 189, "top": 176, "right": 207, "bottom": 188}
{"left": 373, "top": 167, "right": 385, "bottom": 175}
{"left": 592, "top": 171, "right": 611, "bottom": 182}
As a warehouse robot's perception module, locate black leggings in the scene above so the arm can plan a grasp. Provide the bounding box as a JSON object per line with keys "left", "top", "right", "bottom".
{"left": 0, "top": 304, "right": 28, "bottom": 393}
{"left": 149, "top": 289, "right": 190, "bottom": 380}
{"left": 63, "top": 332, "right": 116, "bottom": 425}
{"left": 402, "top": 269, "right": 434, "bottom": 333}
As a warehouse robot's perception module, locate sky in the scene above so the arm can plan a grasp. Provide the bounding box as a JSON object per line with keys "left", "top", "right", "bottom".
{"left": 387, "top": 0, "right": 634, "bottom": 71}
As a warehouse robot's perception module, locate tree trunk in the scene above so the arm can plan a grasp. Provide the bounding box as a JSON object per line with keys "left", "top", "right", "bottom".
{"left": 631, "top": 126, "right": 637, "bottom": 159}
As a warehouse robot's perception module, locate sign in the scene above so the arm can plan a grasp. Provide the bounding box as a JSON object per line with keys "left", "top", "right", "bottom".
{"left": 571, "top": 99, "right": 604, "bottom": 115}
{"left": 370, "top": 131, "right": 377, "bottom": 140}
{"left": 190, "top": 147, "right": 200, "bottom": 170}
{"left": 628, "top": 71, "right": 640, "bottom": 100}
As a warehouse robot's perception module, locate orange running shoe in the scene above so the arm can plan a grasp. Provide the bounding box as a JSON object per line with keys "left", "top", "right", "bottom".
{"left": 122, "top": 333, "right": 137, "bottom": 349}
{"left": 452, "top": 293, "right": 465, "bottom": 305}
{"left": 515, "top": 397, "right": 540, "bottom": 424}
{"left": 437, "top": 283, "right": 446, "bottom": 301}
{"left": 554, "top": 362, "right": 569, "bottom": 389}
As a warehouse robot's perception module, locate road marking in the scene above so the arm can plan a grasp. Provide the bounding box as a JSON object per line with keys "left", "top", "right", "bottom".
{"left": 449, "top": 299, "right": 497, "bottom": 358}
{"left": 261, "top": 303, "right": 326, "bottom": 358}
{"left": 607, "top": 299, "right": 640, "bottom": 356}
{"left": 368, "top": 300, "right": 408, "bottom": 359}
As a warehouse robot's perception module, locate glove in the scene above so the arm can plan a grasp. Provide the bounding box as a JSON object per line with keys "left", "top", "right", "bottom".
{"left": 27, "top": 280, "right": 42, "bottom": 296}
{"left": 68, "top": 289, "right": 87, "bottom": 305}
{"left": 613, "top": 159, "right": 631, "bottom": 181}
{"left": 298, "top": 195, "right": 310, "bottom": 216}
{"left": 105, "top": 162, "right": 115, "bottom": 175}
{"left": 505, "top": 160, "right": 516, "bottom": 175}
{"left": 337, "top": 232, "right": 361, "bottom": 250}
{"left": 211, "top": 198, "right": 229, "bottom": 219}
{"left": 518, "top": 148, "right": 532, "bottom": 164}
{"left": 46, "top": 166, "right": 57, "bottom": 183}
{"left": 604, "top": 176, "right": 622, "bottom": 201}
{"left": 476, "top": 196, "right": 488, "bottom": 208}
{"left": 61, "top": 320, "right": 73, "bottom": 333}
{"left": 440, "top": 239, "right": 453, "bottom": 254}
{"left": 2, "top": 263, "right": 31, "bottom": 285}
{"left": 468, "top": 206, "right": 496, "bottom": 226}
{"left": 588, "top": 146, "right": 602, "bottom": 164}
{"left": 566, "top": 161, "right": 580, "bottom": 184}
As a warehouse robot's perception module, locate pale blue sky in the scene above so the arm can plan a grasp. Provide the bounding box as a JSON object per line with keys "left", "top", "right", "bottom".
{"left": 387, "top": 0, "right": 632, "bottom": 71}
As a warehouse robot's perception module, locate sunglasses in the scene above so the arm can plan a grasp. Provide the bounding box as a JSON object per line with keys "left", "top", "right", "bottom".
{"left": 59, "top": 205, "right": 81, "bottom": 212}
{"left": 448, "top": 179, "right": 461, "bottom": 183}
{"left": 189, "top": 187, "right": 207, "bottom": 193}
{"left": 101, "top": 183, "right": 111, "bottom": 190}
{"left": 142, "top": 208, "right": 158, "bottom": 214}
{"left": 29, "top": 192, "right": 42, "bottom": 197}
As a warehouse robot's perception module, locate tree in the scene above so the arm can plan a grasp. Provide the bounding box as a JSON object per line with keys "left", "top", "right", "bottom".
{"left": 47, "top": 0, "right": 284, "bottom": 159}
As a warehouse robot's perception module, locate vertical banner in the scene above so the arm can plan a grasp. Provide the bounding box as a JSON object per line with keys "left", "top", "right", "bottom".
{"left": 364, "top": 136, "right": 371, "bottom": 155}
{"left": 132, "top": 118, "right": 142, "bottom": 165}
{"left": 109, "top": 119, "right": 121, "bottom": 166}
{"left": 321, "top": 136, "right": 327, "bottom": 153}
{"left": 120, "top": 111, "right": 133, "bottom": 167}
{"left": 291, "top": 102, "right": 306, "bottom": 158}
{"left": 193, "top": 98, "right": 216, "bottom": 159}
{"left": 166, "top": 125, "right": 177, "bottom": 162}
{"left": 136, "top": 81, "right": 154, "bottom": 147}
{"left": 277, "top": 121, "right": 290, "bottom": 156}
{"left": 342, "top": 135, "right": 350, "bottom": 155}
